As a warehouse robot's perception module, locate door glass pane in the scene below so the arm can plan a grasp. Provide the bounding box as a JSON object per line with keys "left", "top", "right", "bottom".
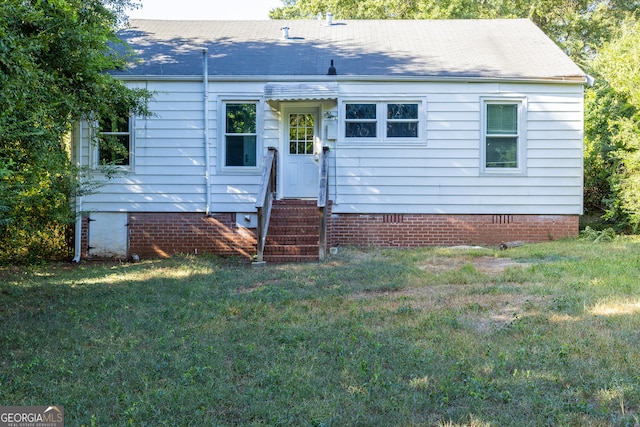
{"left": 289, "top": 113, "right": 314, "bottom": 155}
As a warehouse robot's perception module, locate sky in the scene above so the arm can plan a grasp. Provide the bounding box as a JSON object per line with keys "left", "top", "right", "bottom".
{"left": 127, "top": 0, "right": 284, "bottom": 20}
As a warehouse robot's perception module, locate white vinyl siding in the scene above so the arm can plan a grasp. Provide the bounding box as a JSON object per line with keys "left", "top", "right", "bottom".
{"left": 331, "top": 82, "right": 583, "bottom": 215}
{"left": 78, "top": 80, "right": 583, "bottom": 216}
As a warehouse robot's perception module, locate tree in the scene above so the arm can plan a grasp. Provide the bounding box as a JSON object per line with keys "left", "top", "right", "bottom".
{"left": 270, "top": 0, "right": 638, "bottom": 64}
{"left": 0, "top": 0, "right": 150, "bottom": 263}
{"left": 587, "top": 16, "right": 640, "bottom": 230}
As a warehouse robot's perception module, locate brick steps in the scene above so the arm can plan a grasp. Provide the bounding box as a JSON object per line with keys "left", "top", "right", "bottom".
{"left": 264, "top": 199, "right": 319, "bottom": 263}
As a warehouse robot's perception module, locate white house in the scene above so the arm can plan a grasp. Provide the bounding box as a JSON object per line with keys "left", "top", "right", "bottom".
{"left": 72, "top": 18, "right": 586, "bottom": 262}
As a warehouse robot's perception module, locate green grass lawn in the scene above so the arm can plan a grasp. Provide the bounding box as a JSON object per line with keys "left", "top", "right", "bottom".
{"left": 2, "top": 238, "right": 640, "bottom": 426}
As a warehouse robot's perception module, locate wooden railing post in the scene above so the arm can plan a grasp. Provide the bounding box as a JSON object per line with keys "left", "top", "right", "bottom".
{"left": 255, "top": 147, "right": 277, "bottom": 264}
{"left": 318, "top": 146, "right": 330, "bottom": 261}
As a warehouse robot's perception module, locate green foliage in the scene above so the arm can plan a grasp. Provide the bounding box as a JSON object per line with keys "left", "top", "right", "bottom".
{"left": 587, "top": 16, "right": 640, "bottom": 230}
{"left": 0, "top": 0, "right": 149, "bottom": 263}
{"left": 579, "top": 226, "right": 618, "bottom": 242}
{"left": 593, "top": 17, "right": 640, "bottom": 107}
{"left": 583, "top": 81, "right": 636, "bottom": 220}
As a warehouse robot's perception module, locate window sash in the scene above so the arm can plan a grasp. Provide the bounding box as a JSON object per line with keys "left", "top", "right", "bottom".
{"left": 224, "top": 102, "right": 258, "bottom": 168}
{"left": 487, "top": 104, "right": 517, "bottom": 135}
{"left": 483, "top": 101, "right": 522, "bottom": 171}
{"left": 345, "top": 103, "right": 377, "bottom": 138}
{"left": 486, "top": 136, "right": 518, "bottom": 168}
{"left": 98, "top": 115, "right": 131, "bottom": 166}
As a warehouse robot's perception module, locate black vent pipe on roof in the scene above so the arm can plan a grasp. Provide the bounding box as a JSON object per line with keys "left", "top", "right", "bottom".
{"left": 327, "top": 59, "right": 337, "bottom": 75}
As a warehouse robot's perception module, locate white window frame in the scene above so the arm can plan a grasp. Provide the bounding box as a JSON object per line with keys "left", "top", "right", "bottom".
{"left": 219, "top": 98, "right": 262, "bottom": 174}
{"left": 340, "top": 98, "right": 427, "bottom": 145}
{"left": 480, "top": 97, "right": 527, "bottom": 176}
{"left": 94, "top": 114, "right": 134, "bottom": 171}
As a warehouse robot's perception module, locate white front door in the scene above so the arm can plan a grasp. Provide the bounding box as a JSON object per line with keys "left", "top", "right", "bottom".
{"left": 283, "top": 108, "right": 320, "bottom": 198}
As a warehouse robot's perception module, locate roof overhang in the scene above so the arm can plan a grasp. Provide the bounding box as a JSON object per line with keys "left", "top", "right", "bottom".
{"left": 114, "top": 74, "right": 586, "bottom": 85}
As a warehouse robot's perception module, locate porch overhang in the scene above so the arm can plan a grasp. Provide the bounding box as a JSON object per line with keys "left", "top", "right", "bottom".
{"left": 264, "top": 82, "right": 338, "bottom": 104}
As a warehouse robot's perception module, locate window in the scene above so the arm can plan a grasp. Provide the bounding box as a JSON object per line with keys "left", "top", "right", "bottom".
{"left": 344, "top": 101, "right": 423, "bottom": 142}
{"left": 345, "top": 103, "right": 377, "bottom": 138}
{"left": 98, "top": 113, "right": 131, "bottom": 166}
{"left": 224, "top": 102, "right": 257, "bottom": 167}
{"left": 387, "top": 103, "right": 418, "bottom": 138}
{"left": 482, "top": 99, "right": 526, "bottom": 174}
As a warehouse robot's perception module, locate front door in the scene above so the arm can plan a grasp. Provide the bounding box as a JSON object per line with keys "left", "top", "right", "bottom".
{"left": 283, "top": 109, "right": 319, "bottom": 198}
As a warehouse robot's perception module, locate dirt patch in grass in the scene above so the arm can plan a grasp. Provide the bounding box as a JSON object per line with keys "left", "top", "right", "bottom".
{"left": 353, "top": 254, "right": 544, "bottom": 333}
{"left": 354, "top": 283, "right": 549, "bottom": 333}
{"left": 417, "top": 255, "right": 531, "bottom": 275}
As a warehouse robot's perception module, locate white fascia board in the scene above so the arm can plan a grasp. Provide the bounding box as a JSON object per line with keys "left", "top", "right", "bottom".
{"left": 114, "top": 74, "right": 587, "bottom": 85}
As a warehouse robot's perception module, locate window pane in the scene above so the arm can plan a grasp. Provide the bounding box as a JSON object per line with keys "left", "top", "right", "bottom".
{"left": 99, "top": 134, "right": 130, "bottom": 166}
{"left": 99, "top": 115, "right": 129, "bottom": 133}
{"left": 305, "top": 141, "right": 314, "bottom": 154}
{"left": 226, "top": 103, "right": 256, "bottom": 134}
{"left": 226, "top": 135, "right": 257, "bottom": 166}
{"left": 487, "top": 104, "right": 517, "bottom": 134}
{"left": 387, "top": 103, "right": 418, "bottom": 120}
{"left": 346, "top": 122, "right": 376, "bottom": 138}
{"left": 486, "top": 137, "right": 517, "bottom": 168}
{"left": 387, "top": 122, "right": 418, "bottom": 138}
{"left": 346, "top": 104, "right": 376, "bottom": 120}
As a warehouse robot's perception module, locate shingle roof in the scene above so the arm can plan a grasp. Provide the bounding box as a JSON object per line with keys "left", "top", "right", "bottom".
{"left": 115, "top": 19, "right": 585, "bottom": 81}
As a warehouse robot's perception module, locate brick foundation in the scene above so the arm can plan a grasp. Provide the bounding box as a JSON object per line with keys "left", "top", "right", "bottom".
{"left": 328, "top": 213, "right": 579, "bottom": 248}
{"left": 78, "top": 211, "right": 578, "bottom": 260}
{"left": 127, "top": 212, "right": 256, "bottom": 259}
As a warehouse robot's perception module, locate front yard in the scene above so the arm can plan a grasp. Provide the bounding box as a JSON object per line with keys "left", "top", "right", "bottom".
{"left": 1, "top": 238, "right": 640, "bottom": 426}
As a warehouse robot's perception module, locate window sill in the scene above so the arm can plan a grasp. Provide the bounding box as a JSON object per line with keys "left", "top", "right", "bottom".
{"left": 480, "top": 168, "right": 527, "bottom": 176}
{"left": 339, "top": 138, "right": 427, "bottom": 147}
{"left": 219, "top": 167, "right": 261, "bottom": 175}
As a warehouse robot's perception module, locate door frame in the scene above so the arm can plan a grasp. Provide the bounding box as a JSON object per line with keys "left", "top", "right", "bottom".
{"left": 279, "top": 103, "right": 322, "bottom": 199}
